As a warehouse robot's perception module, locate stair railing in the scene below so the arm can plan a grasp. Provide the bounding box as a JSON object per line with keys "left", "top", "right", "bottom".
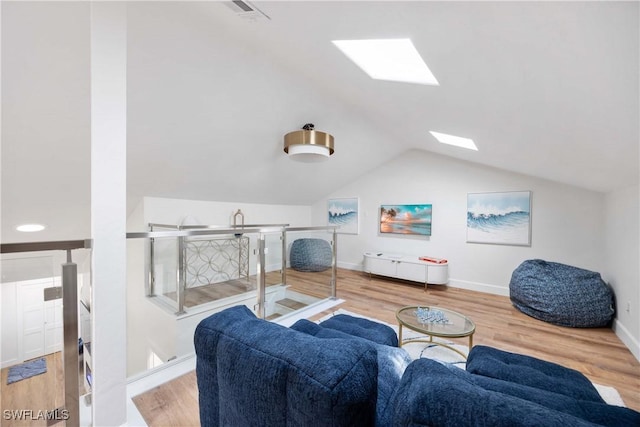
{"left": 1, "top": 239, "right": 92, "bottom": 427}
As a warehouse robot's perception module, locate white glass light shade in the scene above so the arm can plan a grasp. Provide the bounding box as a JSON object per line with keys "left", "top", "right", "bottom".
{"left": 287, "top": 144, "right": 330, "bottom": 162}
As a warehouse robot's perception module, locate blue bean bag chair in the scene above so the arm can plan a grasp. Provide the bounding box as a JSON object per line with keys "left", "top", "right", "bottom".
{"left": 290, "top": 238, "right": 332, "bottom": 272}
{"left": 509, "top": 259, "right": 614, "bottom": 328}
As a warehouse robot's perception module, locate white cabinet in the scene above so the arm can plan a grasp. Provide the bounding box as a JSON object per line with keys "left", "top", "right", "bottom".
{"left": 366, "top": 256, "right": 398, "bottom": 277}
{"left": 363, "top": 252, "right": 448, "bottom": 288}
{"left": 396, "top": 261, "right": 427, "bottom": 283}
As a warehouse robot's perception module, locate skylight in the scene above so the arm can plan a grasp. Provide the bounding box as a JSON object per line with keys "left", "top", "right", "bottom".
{"left": 429, "top": 131, "right": 478, "bottom": 151}
{"left": 332, "top": 39, "right": 439, "bottom": 86}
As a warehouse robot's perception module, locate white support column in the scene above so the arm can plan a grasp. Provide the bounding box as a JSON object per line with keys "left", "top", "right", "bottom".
{"left": 90, "top": 3, "right": 127, "bottom": 426}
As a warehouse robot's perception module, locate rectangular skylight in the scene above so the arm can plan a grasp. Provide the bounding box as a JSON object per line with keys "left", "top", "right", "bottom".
{"left": 430, "top": 131, "right": 478, "bottom": 151}
{"left": 332, "top": 39, "right": 439, "bottom": 86}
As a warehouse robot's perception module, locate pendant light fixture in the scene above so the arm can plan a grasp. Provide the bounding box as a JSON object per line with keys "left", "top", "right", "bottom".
{"left": 284, "top": 123, "right": 334, "bottom": 162}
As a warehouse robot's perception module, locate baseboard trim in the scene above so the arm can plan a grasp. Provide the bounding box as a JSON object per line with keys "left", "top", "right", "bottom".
{"left": 1, "top": 358, "right": 20, "bottom": 369}
{"left": 127, "top": 353, "right": 196, "bottom": 398}
{"left": 337, "top": 263, "right": 510, "bottom": 296}
{"left": 447, "top": 279, "right": 510, "bottom": 297}
{"left": 125, "top": 354, "right": 197, "bottom": 426}
{"left": 337, "top": 261, "right": 363, "bottom": 271}
{"left": 613, "top": 319, "right": 640, "bottom": 362}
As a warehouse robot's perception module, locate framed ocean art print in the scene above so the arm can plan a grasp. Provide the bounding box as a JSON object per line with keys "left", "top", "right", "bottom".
{"left": 466, "top": 191, "right": 532, "bottom": 246}
{"left": 327, "top": 198, "right": 359, "bottom": 234}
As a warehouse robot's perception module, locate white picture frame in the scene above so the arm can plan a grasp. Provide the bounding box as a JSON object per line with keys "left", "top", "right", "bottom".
{"left": 328, "top": 197, "right": 359, "bottom": 235}
{"left": 467, "top": 191, "right": 532, "bottom": 246}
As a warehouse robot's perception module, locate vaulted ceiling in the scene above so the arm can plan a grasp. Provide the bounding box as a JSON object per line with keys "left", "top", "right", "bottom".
{"left": 2, "top": 1, "right": 638, "bottom": 243}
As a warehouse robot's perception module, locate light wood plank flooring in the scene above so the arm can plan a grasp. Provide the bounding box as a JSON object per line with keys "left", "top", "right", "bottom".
{"left": 0, "top": 352, "right": 87, "bottom": 427}
{"left": 133, "top": 268, "right": 640, "bottom": 426}
{"left": 162, "top": 269, "right": 333, "bottom": 308}
{"left": 164, "top": 278, "right": 256, "bottom": 308}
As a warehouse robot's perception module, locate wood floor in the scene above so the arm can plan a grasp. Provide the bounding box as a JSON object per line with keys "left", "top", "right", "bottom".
{"left": 133, "top": 268, "right": 640, "bottom": 426}
{"left": 164, "top": 278, "right": 255, "bottom": 308}
{"left": 163, "top": 269, "right": 334, "bottom": 308}
{"left": 0, "top": 352, "right": 87, "bottom": 427}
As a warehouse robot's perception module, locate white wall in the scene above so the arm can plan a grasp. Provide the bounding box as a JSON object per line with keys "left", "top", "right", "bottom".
{"left": 1, "top": 281, "right": 19, "bottom": 367}
{"left": 90, "top": 3, "right": 128, "bottom": 425}
{"left": 313, "top": 149, "right": 606, "bottom": 296}
{"left": 126, "top": 198, "right": 178, "bottom": 377}
{"left": 604, "top": 184, "right": 640, "bottom": 360}
{"left": 141, "top": 196, "right": 312, "bottom": 227}
{"left": 1, "top": 1, "right": 91, "bottom": 244}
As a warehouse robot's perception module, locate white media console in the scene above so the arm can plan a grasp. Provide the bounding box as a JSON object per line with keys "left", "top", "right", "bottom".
{"left": 363, "top": 252, "right": 449, "bottom": 289}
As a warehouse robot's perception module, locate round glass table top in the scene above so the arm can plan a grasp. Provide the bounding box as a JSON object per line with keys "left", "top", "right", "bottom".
{"left": 396, "top": 306, "right": 476, "bottom": 338}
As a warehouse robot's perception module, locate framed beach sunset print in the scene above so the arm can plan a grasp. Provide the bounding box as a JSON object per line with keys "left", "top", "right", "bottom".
{"left": 466, "top": 191, "right": 532, "bottom": 246}
{"left": 379, "top": 204, "right": 432, "bottom": 236}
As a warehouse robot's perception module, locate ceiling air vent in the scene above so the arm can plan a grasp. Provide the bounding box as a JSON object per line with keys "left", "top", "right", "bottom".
{"left": 225, "top": 1, "right": 270, "bottom": 21}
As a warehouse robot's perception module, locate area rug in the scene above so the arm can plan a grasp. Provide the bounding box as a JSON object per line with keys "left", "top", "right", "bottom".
{"left": 7, "top": 357, "right": 47, "bottom": 385}
{"left": 318, "top": 309, "right": 626, "bottom": 407}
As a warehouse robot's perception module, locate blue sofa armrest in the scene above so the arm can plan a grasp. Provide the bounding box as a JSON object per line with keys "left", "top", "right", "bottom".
{"left": 446, "top": 358, "right": 640, "bottom": 426}
{"left": 319, "top": 313, "right": 399, "bottom": 347}
{"left": 195, "top": 306, "right": 379, "bottom": 427}
{"left": 390, "top": 358, "right": 601, "bottom": 427}
{"left": 466, "top": 345, "right": 604, "bottom": 403}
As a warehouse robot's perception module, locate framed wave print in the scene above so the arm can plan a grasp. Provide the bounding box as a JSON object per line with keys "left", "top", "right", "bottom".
{"left": 466, "top": 191, "right": 532, "bottom": 246}
{"left": 379, "top": 204, "right": 432, "bottom": 236}
{"left": 328, "top": 198, "right": 359, "bottom": 234}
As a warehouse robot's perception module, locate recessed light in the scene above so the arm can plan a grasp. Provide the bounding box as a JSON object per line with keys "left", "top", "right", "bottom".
{"left": 332, "top": 38, "right": 439, "bottom": 86}
{"left": 429, "top": 131, "right": 478, "bottom": 151}
{"left": 16, "top": 224, "right": 46, "bottom": 232}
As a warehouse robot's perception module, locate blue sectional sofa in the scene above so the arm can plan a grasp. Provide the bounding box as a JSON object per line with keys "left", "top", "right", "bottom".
{"left": 194, "top": 306, "right": 639, "bottom": 427}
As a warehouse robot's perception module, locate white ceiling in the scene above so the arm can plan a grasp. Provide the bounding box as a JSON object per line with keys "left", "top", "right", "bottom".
{"left": 2, "top": 1, "right": 639, "bottom": 243}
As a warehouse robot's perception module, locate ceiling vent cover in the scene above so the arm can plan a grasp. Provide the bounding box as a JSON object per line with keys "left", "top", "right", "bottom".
{"left": 225, "top": 1, "right": 270, "bottom": 21}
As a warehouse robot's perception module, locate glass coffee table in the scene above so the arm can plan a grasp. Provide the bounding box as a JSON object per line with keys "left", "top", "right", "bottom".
{"left": 396, "top": 306, "right": 476, "bottom": 359}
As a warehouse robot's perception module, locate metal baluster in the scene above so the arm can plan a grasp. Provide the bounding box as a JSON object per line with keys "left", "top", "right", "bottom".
{"left": 62, "top": 250, "right": 80, "bottom": 427}
{"left": 256, "top": 234, "right": 266, "bottom": 319}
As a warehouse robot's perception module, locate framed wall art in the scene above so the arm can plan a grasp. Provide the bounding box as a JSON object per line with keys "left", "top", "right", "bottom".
{"left": 328, "top": 197, "right": 359, "bottom": 234}
{"left": 466, "top": 191, "right": 532, "bottom": 246}
{"left": 379, "top": 204, "right": 432, "bottom": 236}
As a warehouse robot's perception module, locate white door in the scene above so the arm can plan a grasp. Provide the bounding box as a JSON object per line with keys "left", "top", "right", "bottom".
{"left": 18, "top": 280, "right": 63, "bottom": 361}
{"left": 44, "top": 297, "right": 63, "bottom": 354}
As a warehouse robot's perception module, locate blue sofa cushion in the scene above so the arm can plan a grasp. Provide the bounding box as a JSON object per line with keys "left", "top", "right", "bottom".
{"left": 291, "top": 319, "right": 412, "bottom": 427}
{"left": 466, "top": 345, "right": 604, "bottom": 403}
{"left": 390, "top": 358, "right": 601, "bottom": 427}
{"left": 509, "top": 259, "right": 614, "bottom": 327}
{"left": 442, "top": 360, "right": 640, "bottom": 426}
{"left": 195, "top": 306, "right": 379, "bottom": 427}
{"left": 319, "top": 314, "right": 399, "bottom": 347}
